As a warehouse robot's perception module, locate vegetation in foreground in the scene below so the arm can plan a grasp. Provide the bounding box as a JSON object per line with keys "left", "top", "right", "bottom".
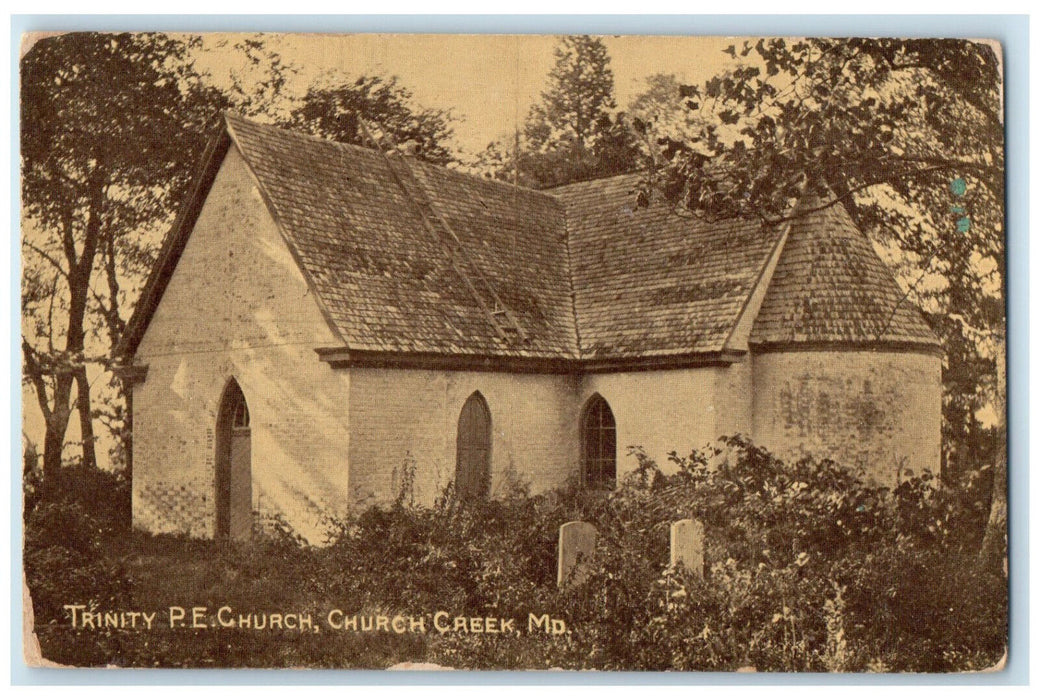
{"left": 24, "top": 437, "right": 1005, "bottom": 671}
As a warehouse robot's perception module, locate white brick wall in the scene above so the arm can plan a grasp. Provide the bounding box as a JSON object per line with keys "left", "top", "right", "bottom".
{"left": 130, "top": 147, "right": 942, "bottom": 542}
{"left": 347, "top": 368, "right": 581, "bottom": 506}
{"left": 751, "top": 349, "right": 942, "bottom": 485}
{"left": 132, "top": 147, "right": 350, "bottom": 544}
{"left": 714, "top": 360, "right": 754, "bottom": 440}
{"left": 581, "top": 367, "right": 734, "bottom": 476}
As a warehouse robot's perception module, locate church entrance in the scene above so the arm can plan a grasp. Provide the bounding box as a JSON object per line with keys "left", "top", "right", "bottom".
{"left": 216, "top": 379, "right": 252, "bottom": 540}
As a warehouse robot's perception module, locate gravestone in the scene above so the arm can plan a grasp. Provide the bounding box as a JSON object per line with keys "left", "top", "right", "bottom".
{"left": 670, "top": 518, "right": 705, "bottom": 577}
{"left": 558, "top": 521, "right": 598, "bottom": 587}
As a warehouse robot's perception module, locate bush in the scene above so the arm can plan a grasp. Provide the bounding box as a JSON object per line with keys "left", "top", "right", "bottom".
{"left": 24, "top": 460, "right": 134, "bottom": 630}
{"left": 23, "top": 444, "right": 1006, "bottom": 671}
{"left": 429, "top": 437, "right": 1005, "bottom": 671}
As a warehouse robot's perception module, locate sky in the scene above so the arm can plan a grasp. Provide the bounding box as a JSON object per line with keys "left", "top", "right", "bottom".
{"left": 191, "top": 33, "right": 741, "bottom": 155}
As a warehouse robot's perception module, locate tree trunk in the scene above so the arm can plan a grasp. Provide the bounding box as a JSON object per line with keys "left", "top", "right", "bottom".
{"left": 123, "top": 378, "right": 133, "bottom": 482}
{"left": 980, "top": 442, "right": 1007, "bottom": 569}
{"left": 979, "top": 335, "right": 1007, "bottom": 571}
{"left": 41, "top": 421, "right": 64, "bottom": 497}
{"left": 51, "top": 173, "right": 103, "bottom": 479}
{"left": 40, "top": 374, "right": 74, "bottom": 496}
{"left": 75, "top": 366, "right": 97, "bottom": 471}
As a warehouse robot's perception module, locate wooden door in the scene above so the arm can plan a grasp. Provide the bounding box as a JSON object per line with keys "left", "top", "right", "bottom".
{"left": 229, "top": 427, "right": 252, "bottom": 540}
{"left": 216, "top": 381, "right": 252, "bottom": 540}
{"left": 456, "top": 393, "right": 491, "bottom": 501}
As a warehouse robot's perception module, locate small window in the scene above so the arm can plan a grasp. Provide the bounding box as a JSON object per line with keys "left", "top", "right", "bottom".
{"left": 232, "top": 394, "right": 249, "bottom": 429}
{"left": 581, "top": 394, "right": 616, "bottom": 488}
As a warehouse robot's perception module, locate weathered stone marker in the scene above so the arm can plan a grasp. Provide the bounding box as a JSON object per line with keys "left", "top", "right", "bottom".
{"left": 670, "top": 518, "right": 705, "bottom": 578}
{"left": 558, "top": 521, "right": 598, "bottom": 587}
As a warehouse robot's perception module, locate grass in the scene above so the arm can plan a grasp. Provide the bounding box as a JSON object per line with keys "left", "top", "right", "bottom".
{"left": 24, "top": 448, "right": 1007, "bottom": 671}
{"left": 29, "top": 529, "right": 437, "bottom": 668}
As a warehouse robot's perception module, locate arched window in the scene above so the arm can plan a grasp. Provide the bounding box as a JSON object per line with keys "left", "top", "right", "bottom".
{"left": 456, "top": 392, "right": 491, "bottom": 501}
{"left": 215, "top": 379, "right": 252, "bottom": 540}
{"left": 581, "top": 394, "right": 616, "bottom": 488}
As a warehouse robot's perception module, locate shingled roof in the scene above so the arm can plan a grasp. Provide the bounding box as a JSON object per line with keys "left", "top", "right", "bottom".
{"left": 553, "top": 174, "right": 785, "bottom": 359}
{"left": 119, "top": 114, "right": 939, "bottom": 369}
{"left": 227, "top": 114, "right": 577, "bottom": 359}
{"left": 749, "top": 198, "right": 940, "bottom": 349}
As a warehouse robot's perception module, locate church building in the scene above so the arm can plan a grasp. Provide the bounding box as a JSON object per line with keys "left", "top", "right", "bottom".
{"left": 117, "top": 114, "right": 942, "bottom": 543}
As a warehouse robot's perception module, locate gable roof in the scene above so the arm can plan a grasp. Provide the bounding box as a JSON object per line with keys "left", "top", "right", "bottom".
{"left": 226, "top": 114, "right": 577, "bottom": 359}
{"left": 119, "top": 114, "right": 940, "bottom": 369}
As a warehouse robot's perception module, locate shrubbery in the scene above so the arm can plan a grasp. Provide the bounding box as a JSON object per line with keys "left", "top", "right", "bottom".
{"left": 546, "top": 438, "right": 1007, "bottom": 671}
{"left": 23, "top": 437, "right": 1006, "bottom": 670}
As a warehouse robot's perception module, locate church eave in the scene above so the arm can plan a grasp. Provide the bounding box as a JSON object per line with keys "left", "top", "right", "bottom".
{"left": 314, "top": 347, "right": 747, "bottom": 374}
{"left": 115, "top": 126, "right": 232, "bottom": 361}
{"left": 749, "top": 339, "right": 943, "bottom": 357}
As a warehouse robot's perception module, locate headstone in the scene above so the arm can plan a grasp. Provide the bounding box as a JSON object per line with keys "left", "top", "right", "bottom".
{"left": 558, "top": 521, "right": 598, "bottom": 587}
{"left": 670, "top": 518, "right": 705, "bottom": 577}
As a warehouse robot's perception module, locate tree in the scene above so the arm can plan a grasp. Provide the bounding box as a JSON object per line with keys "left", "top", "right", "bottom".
{"left": 527, "top": 34, "right": 617, "bottom": 152}
{"left": 22, "top": 35, "right": 457, "bottom": 492}
{"left": 21, "top": 32, "right": 223, "bottom": 491}
{"left": 649, "top": 38, "right": 1005, "bottom": 559}
{"left": 627, "top": 73, "right": 708, "bottom": 141}
{"left": 476, "top": 35, "right": 643, "bottom": 189}
{"left": 286, "top": 75, "right": 455, "bottom": 165}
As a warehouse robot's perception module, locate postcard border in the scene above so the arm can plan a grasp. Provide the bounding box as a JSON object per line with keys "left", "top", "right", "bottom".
{"left": 8, "top": 13, "right": 1030, "bottom": 686}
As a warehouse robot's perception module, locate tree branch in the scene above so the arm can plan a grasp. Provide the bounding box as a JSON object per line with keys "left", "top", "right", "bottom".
{"left": 22, "top": 240, "right": 70, "bottom": 279}
{"left": 22, "top": 338, "right": 53, "bottom": 423}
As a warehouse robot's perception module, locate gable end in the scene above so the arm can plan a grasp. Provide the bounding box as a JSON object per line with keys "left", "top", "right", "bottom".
{"left": 116, "top": 125, "right": 231, "bottom": 361}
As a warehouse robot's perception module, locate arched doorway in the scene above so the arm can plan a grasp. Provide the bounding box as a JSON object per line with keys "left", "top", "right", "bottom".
{"left": 215, "top": 379, "right": 252, "bottom": 540}
{"left": 581, "top": 394, "right": 616, "bottom": 489}
{"left": 456, "top": 392, "right": 491, "bottom": 501}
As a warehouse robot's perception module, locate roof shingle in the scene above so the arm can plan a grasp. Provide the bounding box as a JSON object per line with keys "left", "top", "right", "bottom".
{"left": 553, "top": 174, "right": 784, "bottom": 358}
{"left": 748, "top": 198, "right": 940, "bottom": 347}
{"left": 227, "top": 113, "right": 577, "bottom": 358}
{"left": 121, "top": 114, "right": 940, "bottom": 364}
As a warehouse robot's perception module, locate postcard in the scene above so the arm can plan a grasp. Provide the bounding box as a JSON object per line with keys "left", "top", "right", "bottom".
{"left": 20, "top": 31, "right": 1007, "bottom": 671}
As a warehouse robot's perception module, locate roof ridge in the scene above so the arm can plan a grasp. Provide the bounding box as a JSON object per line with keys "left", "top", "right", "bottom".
{"left": 223, "top": 111, "right": 563, "bottom": 203}
{"left": 560, "top": 193, "right": 583, "bottom": 357}
{"left": 223, "top": 110, "right": 582, "bottom": 358}
{"left": 547, "top": 171, "right": 644, "bottom": 195}
{"left": 128, "top": 112, "right": 936, "bottom": 365}
{"left": 410, "top": 157, "right": 562, "bottom": 202}
{"left": 223, "top": 111, "right": 382, "bottom": 158}
{"left": 223, "top": 113, "right": 658, "bottom": 216}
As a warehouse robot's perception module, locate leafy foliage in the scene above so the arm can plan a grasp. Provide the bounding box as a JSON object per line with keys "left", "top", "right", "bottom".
{"left": 475, "top": 36, "right": 644, "bottom": 188}
{"left": 286, "top": 75, "right": 456, "bottom": 165}
{"left": 645, "top": 39, "right": 1005, "bottom": 492}
{"left": 21, "top": 34, "right": 218, "bottom": 239}
{"left": 25, "top": 444, "right": 1005, "bottom": 671}
{"left": 21, "top": 34, "right": 459, "bottom": 486}
{"left": 527, "top": 35, "right": 617, "bottom": 151}
{"left": 21, "top": 33, "right": 226, "bottom": 484}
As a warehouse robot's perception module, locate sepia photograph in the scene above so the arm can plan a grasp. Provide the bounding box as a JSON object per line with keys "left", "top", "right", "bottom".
{"left": 19, "top": 30, "right": 1008, "bottom": 672}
